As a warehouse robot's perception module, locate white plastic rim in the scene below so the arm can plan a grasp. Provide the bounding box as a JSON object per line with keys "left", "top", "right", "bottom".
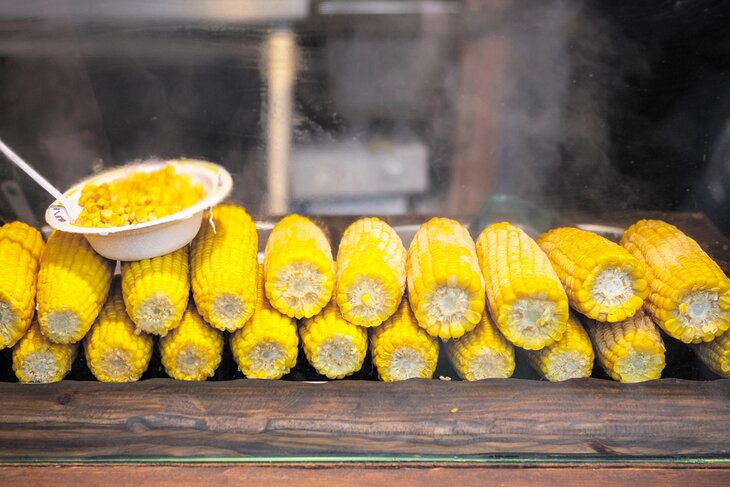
{"left": 45, "top": 158, "right": 233, "bottom": 261}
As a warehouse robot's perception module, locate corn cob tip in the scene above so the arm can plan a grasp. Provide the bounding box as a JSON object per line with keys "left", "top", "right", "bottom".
{"left": 267, "top": 260, "right": 332, "bottom": 319}
{"left": 95, "top": 348, "right": 141, "bottom": 382}
{"left": 241, "top": 340, "right": 292, "bottom": 378}
{"left": 540, "top": 350, "right": 592, "bottom": 382}
{"left": 464, "top": 349, "right": 514, "bottom": 381}
{"left": 338, "top": 275, "right": 399, "bottom": 328}
{"left": 0, "top": 300, "right": 19, "bottom": 345}
{"left": 16, "top": 351, "right": 62, "bottom": 383}
{"left": 381, "top": 347, "right": 429, "bottom": 381}
{"left": 211, "top": 294, "right": 247, "bottom": 331}
{"left": 40, "top": 311, "right": 81, "bottom": 344}
{"left": 310, "top": 334, "right": 364, "bottom": 379}
{"left": 502, "top": 297, "right": 565, "bottom": 350}
{"left": 160, "top": 305, "right": 224, "bottom": 381}
{"left": 613, "top": 348, "right": 665, "bottom": 383}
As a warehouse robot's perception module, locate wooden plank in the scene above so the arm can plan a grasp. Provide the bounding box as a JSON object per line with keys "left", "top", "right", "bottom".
{"left": 0, "top": 378, "right": 727, "bottom": 460}
{"left": 1, "top": 464, "right": 730, "bottom": 487}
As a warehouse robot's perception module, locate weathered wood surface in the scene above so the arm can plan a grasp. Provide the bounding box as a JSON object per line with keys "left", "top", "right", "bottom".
{"left": 2, "top": 464, "right": 730, "bottom": 487}
{"left": 0, "top": 378, "right": 727, "bottom": 460}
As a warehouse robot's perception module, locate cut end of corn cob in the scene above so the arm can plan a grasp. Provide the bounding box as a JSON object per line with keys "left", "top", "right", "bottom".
{"left": 85, "top": 283, "right": 154, "bottom": 382}
{"left": 12, "top": 321, "right": 77, "bottom": 383}
{"left": 525, "top": 313, "right": 594, "bottom": 382}
{"left": 191, "top": 205, "right": 258, "bottom": 331}
{"left": 586, "top": 310, "right": 665, "bottom": 383}
{"left": 446, "top": 310, "right": 515, "bottom": 381}
{"left": 693, "top": 330, "right": 730, "bottom": 378}
{"left": 538, "top": 227, "right": 647, "bottom": 322}
{"left": 502, "top": 297, "right": 566, "bottom": 350}
{"left": 160, "top": 305, "right": 224, "bottom": 381}
{"left": 42, "top": 311, "right": 82, "bottom": 344}
{"left": 268, "top": 260, "right": 331, "bottom": 318}
{"left": 230, "top": 265, "right": 299, "bottom": 380}
{"left": 336, "top": 217, "right": 406, "bottom": 327}
{"left": 300, "top": 301, "right": 367, "bottom": 379}
{"left": 371, "top": 298, "right": 439, "bottom": 382}
{"left": 265, "top": 215, "right": 334, "bottom": 319}
{"left": 621, "top": 219, "right": 730, "bottom": 343}
{"left": 477, "top": 222, "right": 569, "bottom": 350}
{"left": 407, "top": 218, "right": 485, "bottom": 340}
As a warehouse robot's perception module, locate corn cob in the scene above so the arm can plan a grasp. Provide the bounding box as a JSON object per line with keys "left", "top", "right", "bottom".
{"left": 335, "top": 218, "right": 407, "bottom": 328}
{"left": 370, "top": 297, "right": 439, "bottom": 381}
{"left": 476, "top": 222, "right": 569, "bottom": 350}
{"left": 621, "top": 219, "right": 730, "bottom": 343}
{"left": 586, "top": 310, "right": 665, "bottom": 382}
{"left": 264, "top": 214, "right": 334, "bottom": 319}
{"left": 0, "top": 221, "right": 44, "bottom": 349}
{"left": 300, "top": 301, "right": 367, "bottom": 379}
{"left": 191, "top": 205, "right": 258, "bottom": 332}
{"left": 160, "top": 304, "right": 224, "bottom": 380}
{"left": 525, "top": 312, "right": 594, "bottom": 381}
{"left": 37, "top": 231, "right": 114, "bottom": 344}
{"left": 537, "top": 227, "right": 648, "bottom": 322}
{"left": 407, "top": 218, "right": 485, "bottom": 340}
{"left": 230, "top": 265, "right": 298, "bottom": 379}
{"left": 445, "top": 310, "right": 515, "bottom": 380}
{"left": 84, "top": 284, "right": 154, "bottom": 382}
{"left": 122, "top": 246, "right": 189, "bottom": 336}
{"left": 12, "top": 320, "right": 77, "bottom": 383}
{"left": 693, "top": 330, "right": 730, "bottom": 378}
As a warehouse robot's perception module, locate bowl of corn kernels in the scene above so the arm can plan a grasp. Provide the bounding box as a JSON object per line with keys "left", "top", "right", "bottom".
{"left": 45, "top": 158, "right": 232, "bottom": 261}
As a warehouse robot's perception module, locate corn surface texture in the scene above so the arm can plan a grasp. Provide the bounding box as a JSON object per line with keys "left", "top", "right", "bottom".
{"left": 525, "top": 312, "right": 594, "bottom": 381}
{"left": 538, "top": 227, "right": 648, "bottom": 322}
{"left": 84, "top": 284, "right": 154, "bottom": 382}
{"left": 407, "top": 218, "right": 485, "bottom": 340}
{"left": 477, "top": 222, "right": 569, "bottom": 350}
{"left": 160, "top": 304, "right": 224, "bottom": 380}
{"left": 336, "top": 217, "right": 406, "bottom": 327}
{"left": 76, "top": 164, "right": 204, "bottom": 227}
{"left": 191, "top": 205, "right": 258, "bottom": 331}
{"left": 37, "top": 231, "right": 114, "bottom": 344}
{"left": 446, "top": 310, "right": 515, "bottom": 380}
{"left": 231, "top": 265, "right": 298, "bottom": 379}
{"left": 265, "top": 215, "right": 334, "bottom": 319}
{"left": 693, "top": 330, "right": 730, "bottom": 378}
{"left": 586, "top": 310, "right": 665, "bottom": 382}
{"left": 122, "top": 246, "right": 189, "bottom": 336}
{"left": 0, "top": 221, "right": 44, "bottom": 349}
{"left": 300, "top": 301, "right": 367, "bottom": 379}
{"left": 621, "top": 219, "right": 730, "bottom": 343}
{"left": 12, "top": 321, "right": 77, "bottom": 383}
{"left": 370, "top": 297, "right": 439, "bottom": 381}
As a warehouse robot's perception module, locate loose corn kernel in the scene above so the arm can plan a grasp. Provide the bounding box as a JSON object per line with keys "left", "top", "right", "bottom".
{"left": 75, "top": 164, "right": 204, "bottom": 227}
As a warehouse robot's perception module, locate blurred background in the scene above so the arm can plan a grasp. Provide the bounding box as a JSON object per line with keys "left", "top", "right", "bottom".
{"left": 1, "top": 0, "right": 730, "bottom": 232}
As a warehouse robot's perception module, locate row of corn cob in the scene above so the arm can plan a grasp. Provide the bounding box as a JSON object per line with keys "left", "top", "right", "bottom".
{"left": 2, "top": 205, "right": 729, "bottom": 383}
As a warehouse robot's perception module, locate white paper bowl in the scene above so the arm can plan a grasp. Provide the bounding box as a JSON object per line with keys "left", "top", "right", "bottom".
{"left": 45, "top": 159, "right": 232, "bottom": 261}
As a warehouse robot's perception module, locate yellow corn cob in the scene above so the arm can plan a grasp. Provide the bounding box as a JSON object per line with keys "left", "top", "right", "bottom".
{"left": 693, "top": 330, "right": 730, "bottom": 378}
{"left": 370, "top": 297, "right": 439, "bottom": 382}
{"left": 300, "top": 301, "right": 367, "bottom": 379}
{"left": 407, "top": 218, "right": 485, "bottom": 340}
{"left": 621, "top": 219, "right": 730, "bottom": 343}
{"left": 160, "top": 304, "right": 224, "bottom": 381}
{"left": 121, "top": 246, "right": 189, "bottom": 336}
{"left": 537, "top": 227, "right": 648, "bottom": 322}
{"left": 335, "top": 218, "right": 407, "bottom": 328}
{"left": 477, "top": 222, "right": 569, "bottom": 350}
{"left": 525, "top": 312, "right": 594, "bottom": 381}
{"left": 191, "top": 205, "right": 258, "bottom": 332}
{"left": 230, "top": 265, "right": 298, "bottom": 379}
{"left": 37, "top": 231, "right": 114, "bottom": 344}
{"left": 84, "top": 284, "right": 154, "bottom": 382}
{"left": 12, "top": 320, "right": 77, "bottom": 383}
{"left": 0, "top": 221, "right": 44, "bottom": 349}
{"left": 445, "top": 310, "right": 514, "bottom": 380}
{"left": 264, "top": 214, "right": 334, "bottom": 319}
{"left": 586, "top": 310, "right": 665, "bottom": 382}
